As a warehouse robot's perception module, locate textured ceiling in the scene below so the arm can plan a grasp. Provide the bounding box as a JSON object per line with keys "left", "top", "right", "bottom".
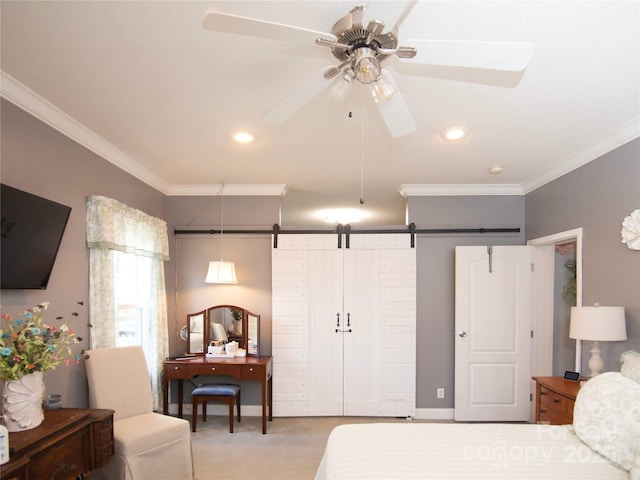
{"left": 1, "top": 1, "right": 639, "bottom": 226}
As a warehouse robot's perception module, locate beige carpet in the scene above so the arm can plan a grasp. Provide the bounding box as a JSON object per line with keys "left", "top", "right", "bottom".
{"left": 191, "top": 415, "right": 425, "bottom": 480}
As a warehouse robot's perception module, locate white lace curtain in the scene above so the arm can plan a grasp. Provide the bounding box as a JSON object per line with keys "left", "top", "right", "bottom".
{"left": 86, "top": 195, "right": 170, "bottom": 409}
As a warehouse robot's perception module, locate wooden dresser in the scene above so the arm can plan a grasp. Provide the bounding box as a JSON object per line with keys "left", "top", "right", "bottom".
{"left": 533, "top": 376, "right": 581, "bottom": 425}
{"left": 1, "top": 408, "right": 114, "bottom": 480}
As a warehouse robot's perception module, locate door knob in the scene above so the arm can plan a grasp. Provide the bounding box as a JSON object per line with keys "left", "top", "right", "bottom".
{"left": 458, "top": 331, "right": 467, "bottom": 338}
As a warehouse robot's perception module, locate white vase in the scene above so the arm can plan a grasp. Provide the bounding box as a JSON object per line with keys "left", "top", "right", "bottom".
{"left": 1, "top": 371, "right": 45, "bottom": 432}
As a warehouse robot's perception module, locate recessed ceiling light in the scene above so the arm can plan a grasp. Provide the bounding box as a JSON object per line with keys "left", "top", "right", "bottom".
{"left": 232, "top": 131, "right": 255, "bottom": 143}
{"left": 489, "top": 165, "right": 505, "bottom": 174}
{"left": 440, "top": 126, "right": 470, "bottom": 141}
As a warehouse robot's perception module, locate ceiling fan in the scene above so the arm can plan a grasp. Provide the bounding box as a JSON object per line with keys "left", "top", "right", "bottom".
{"left": 201, "top": 1, "right": 534, "bottom": 138}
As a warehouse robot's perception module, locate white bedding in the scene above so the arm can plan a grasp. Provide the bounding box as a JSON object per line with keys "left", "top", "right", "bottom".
{"left": 314, "top": 422, "right": 628, "bottom": 479}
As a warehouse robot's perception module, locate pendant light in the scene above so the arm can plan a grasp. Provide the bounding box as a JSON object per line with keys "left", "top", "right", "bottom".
{"left": 205, "top": 183, "right": 237, "bottom": 284}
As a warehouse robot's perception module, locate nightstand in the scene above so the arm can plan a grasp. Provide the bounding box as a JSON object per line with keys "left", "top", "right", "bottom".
{"left": 533, "top": 376, "right": 581, "bottom": 425}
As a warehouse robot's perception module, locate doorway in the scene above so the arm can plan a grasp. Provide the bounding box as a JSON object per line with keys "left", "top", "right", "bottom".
{"left": 528, "top": 228, "right": 584, "bottom": 376}
{"left": 552, "top": 242, "right": 577, "bottom": 375}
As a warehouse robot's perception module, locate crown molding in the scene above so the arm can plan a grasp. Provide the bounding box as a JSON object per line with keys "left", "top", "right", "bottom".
{"left": 0, "top": 71, "right": 288, "bottom": 197}
{"left": 167, "top": 184, "right": 288, "bottom": 196}
{"left": 3, "top": 70, "right": 638, "bottom": 199}
{"left": 1, "top": 70, "right": 173, "bottom": 194}
{"left": 398, "top": 184, "right": 524, "bottom": 197}
{"left": 521, "top": 117, "right": 640, "bottom": 194}
{"left": 400, "top": 117, "right": 640, "bottom": 197}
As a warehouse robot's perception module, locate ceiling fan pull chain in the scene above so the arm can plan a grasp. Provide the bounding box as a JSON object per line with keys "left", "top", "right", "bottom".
{"left": 360, "top": 104, "right": 365, "bottom": 205}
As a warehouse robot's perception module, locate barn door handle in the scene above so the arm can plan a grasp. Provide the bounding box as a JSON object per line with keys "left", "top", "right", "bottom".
{"left": 336, "top": 312, "right": 352, "bottom": 333}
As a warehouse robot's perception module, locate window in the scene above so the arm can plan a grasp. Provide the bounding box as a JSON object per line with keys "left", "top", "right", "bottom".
{"left": 86, "top": 196, "right": 170, "bottom": 409}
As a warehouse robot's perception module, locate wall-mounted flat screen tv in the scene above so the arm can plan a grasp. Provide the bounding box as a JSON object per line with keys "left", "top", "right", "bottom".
{"left": 1, "top": 184, "right": 72, "bottom": 289}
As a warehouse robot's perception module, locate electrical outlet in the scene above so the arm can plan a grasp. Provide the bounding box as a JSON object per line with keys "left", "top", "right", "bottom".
{"left": 437, "top": 387, "right": 445, "bottom": 399}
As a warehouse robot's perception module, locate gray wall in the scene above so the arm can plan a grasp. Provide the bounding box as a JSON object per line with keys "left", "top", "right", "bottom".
{"left": 0, "top": 99, "right": 167, "bottom": 407}
{"left": 408, "top": 195, "right": 525, "bottom": 408}
{"left": 526, "top": 138, "right": 640, "bottom": 371}
{"left": 165, "top": 196, "right": 279, "bottom": 405}
{"left": 2, "top": 97, "right": 638, "bottom": 412}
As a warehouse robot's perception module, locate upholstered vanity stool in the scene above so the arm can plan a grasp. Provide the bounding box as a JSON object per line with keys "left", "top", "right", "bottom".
{"left": 191, "top": 384, "right": 241, "bottom": 433}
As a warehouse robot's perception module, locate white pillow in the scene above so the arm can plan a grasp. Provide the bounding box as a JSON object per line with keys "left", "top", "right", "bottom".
{"left": 631, "top": 454, "right": 640, "bottom": 480}
{"left": 573, "top": 372, "right": 640, "bottom": 472}
{"left": 621, "top": 350, "right": 640, "bottom": 384}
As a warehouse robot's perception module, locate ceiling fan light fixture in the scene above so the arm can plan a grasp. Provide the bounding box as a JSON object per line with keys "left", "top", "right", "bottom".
{"left": 353, "top": 47, "right": 381, "bottom": 84}
{"left": 370, "top": 72, "right": 397, "bottom": 102}
{"left": 440, "top": 126, "right": 470, "bottom": 142}
{"left": 330, "top": 68, "right": 355, "bottom": 102}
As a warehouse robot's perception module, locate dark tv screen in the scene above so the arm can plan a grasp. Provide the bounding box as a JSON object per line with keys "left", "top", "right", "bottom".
{"left": 1, "top": 184, "right": 72, "bottom": 289}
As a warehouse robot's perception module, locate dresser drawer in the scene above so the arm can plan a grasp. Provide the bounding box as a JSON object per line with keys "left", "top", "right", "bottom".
{"left": 195, "top": 363, "right": 242, "bottom": 377}
{"left": 242, "top": 364, "right": 265, "bottom": 381}
{"left": 29, "top": 428, "right": 91, "bottom": 479}
{"left": 165, "top": 363, "right": 190, "bottom": 379}
{"left": 95, "top": 414, "right": 114, "bottom": 467}
{"left": 539, "top": 385, "right": 573, "bottom": 414}
{"left": 539, "top": 406, "right": 573, "bottom": 425}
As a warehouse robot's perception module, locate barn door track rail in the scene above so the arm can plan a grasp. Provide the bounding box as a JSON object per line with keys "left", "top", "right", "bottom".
{"left": 174, "top": 223, "right": 521, "bottom": 249}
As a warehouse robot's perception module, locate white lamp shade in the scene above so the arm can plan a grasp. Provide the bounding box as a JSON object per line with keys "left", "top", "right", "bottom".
{"left": 569, "top": 305, "right": 627, "bottom": 341}
{"left": 210, "top": 322, "right": 228, "bottom": 343}
{"left": 205, "top": 261, "right": 237, "bottom": 284}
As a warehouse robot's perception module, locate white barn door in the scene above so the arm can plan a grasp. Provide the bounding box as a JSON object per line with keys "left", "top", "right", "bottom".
{"left": 343, "top": 235, "right": 416, "bottom": 417}
{"left": 454, "top": 246, "right": 532, "bottom": 421}
{"left": 272, "top": 235, "right": 343, "bottom": 416}
{"left": 272, "top": 234, "right": 416, "bottom": 417}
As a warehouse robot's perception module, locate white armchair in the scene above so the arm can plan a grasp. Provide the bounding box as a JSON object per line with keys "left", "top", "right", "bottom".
{"left": 85, "top": 345, "right": 193, "bottom": 480}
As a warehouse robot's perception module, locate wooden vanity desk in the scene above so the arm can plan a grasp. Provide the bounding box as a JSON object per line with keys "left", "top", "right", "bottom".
{"left": 162, "top": 355, "right": 272, "bottom": 434}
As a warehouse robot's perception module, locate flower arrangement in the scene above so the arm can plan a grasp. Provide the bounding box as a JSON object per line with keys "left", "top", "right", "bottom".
{"left": 0, "top": 302, "right": 82, "bottom": 381}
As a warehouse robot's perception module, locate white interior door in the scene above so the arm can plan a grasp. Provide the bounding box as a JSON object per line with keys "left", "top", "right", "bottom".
{"left": 454, "top": 245, "right": 532, "bottom": 421}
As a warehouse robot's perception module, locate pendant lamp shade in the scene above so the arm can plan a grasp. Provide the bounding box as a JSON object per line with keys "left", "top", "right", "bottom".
{"left": 205, "top": 260, "right": 237, "bottom": 284}
{"left": 204, "top": 183, "right": 237, "bottom": 284}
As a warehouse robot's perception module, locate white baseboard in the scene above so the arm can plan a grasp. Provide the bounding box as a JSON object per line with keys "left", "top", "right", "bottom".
{"left": 413, "top": 408, "right": 455, "bottom": 420}
{"left": 167, "top": 404, "right": 455, "bottom": 421}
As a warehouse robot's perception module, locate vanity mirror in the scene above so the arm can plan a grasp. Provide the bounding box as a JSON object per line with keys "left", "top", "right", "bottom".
{"left": 186, "top": 310, "right": 206, "bottom": 354}
{"left": 184, "top": 305, "right": 260, "bottom": 356}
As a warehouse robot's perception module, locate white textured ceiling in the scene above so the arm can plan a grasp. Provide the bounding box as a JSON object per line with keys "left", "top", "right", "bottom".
{"left": 1, "top": 1, "right": 639, "bottom": 226}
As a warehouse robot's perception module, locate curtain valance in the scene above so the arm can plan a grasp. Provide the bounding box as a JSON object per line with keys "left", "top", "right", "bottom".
{"left": 86, "top": 195, "right": 169, "bottom": 260}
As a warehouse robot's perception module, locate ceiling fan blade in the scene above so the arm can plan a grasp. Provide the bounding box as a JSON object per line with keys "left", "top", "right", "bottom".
{"left": 399, "top": 39, "right": 535, "bottom": 72}
{"left": 262, "top": 67, "right": 334, "bottom": 125}
{"left": 374, "top": 70, "right": 416, "bottom": 138}
{"left": 202, "top": 9, "right": 337, "bottom": 44}
{"left": 361, "top": 1, "right": 418, "bottom": 32}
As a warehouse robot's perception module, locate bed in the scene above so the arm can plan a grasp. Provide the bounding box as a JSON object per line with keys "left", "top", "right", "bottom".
{"left": 315, "top": 351, "right": 640, "bottom": 480}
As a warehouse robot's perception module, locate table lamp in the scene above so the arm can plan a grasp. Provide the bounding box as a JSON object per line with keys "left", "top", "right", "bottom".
{"left": 569, "top": 304, "right": 626, "bottom": 377}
